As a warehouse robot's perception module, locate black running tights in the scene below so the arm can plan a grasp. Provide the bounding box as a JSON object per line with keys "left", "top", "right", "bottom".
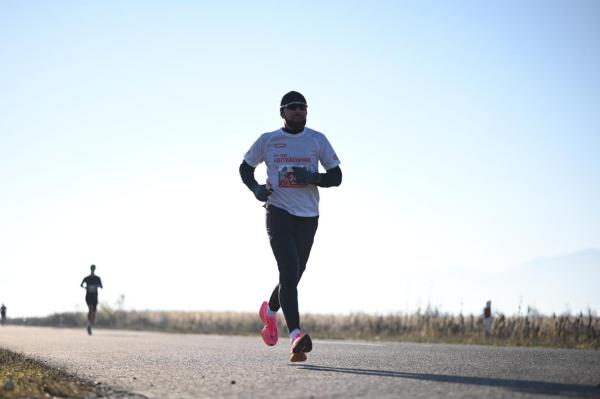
{"left": 266, "top": 205, "right": 318, "bottom": 333}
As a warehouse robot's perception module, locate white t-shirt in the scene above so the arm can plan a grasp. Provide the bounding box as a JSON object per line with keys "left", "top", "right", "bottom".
{"left": 244, "top": 127, "right": 340, "bottom": 217}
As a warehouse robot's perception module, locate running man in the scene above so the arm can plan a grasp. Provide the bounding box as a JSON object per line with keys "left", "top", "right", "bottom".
{"left": 239, "top": 91, "right": 342, "bottom": 362}
{"left": 80, "top": 264, "right": 103, "bottom": 335}
{"left": 0, "top": 303, "right": 6, "bottom": 325}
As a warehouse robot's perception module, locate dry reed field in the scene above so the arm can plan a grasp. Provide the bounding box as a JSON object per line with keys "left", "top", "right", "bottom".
{"left": 9, "top": 307, "right": 599, "bottom": 350}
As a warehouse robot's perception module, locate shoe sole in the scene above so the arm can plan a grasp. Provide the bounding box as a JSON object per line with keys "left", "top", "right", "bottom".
{"left": 289, "top": 352, "right": 307, "bottom": 362}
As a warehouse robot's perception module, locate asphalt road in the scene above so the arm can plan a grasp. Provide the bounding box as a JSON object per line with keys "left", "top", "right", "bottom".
{"left": 1, "top": 326, "right": 599, "bottom": 398}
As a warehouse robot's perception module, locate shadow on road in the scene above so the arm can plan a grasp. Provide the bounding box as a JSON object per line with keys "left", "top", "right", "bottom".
{"left": 295, "top": 364, "right": 600, "bottom": 397}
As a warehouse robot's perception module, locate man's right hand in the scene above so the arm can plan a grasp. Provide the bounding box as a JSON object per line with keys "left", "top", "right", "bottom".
{"left": 252, "top": 184, "right": 273, "bottom": 202}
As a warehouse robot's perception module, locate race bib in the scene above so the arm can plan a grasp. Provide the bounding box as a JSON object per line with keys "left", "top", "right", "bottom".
{"left": 278, "top": 165, "right": 307, "bottom": 188}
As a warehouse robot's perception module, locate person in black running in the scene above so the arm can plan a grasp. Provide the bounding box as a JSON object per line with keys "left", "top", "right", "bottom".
{"left": 240, "top": 91, "right": 342, "bottom": 362}
{"left": 0, "top": 304, "right": 6, "bottom": 326}
{"left": 81, "top": 264, "right": 103, "bottom": 335}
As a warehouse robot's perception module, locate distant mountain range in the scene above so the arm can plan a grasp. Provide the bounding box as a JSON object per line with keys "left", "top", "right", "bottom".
{"left": 501, "top": 249, "right": 600, "bottom": 314}
{"left": 412, "top": 249, "right": 600, "bottom": 316}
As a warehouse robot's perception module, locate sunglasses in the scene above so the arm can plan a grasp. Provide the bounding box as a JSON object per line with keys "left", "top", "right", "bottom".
{"left": 282, "top": 103, "right": 307, "bottom": 111}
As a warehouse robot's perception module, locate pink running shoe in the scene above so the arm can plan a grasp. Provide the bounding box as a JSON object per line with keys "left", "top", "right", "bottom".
{"left": 289, "top": 333, "right": 312, "bottom": 362}
{"left": 259, "top": 301, "right": 279, "bottom": 346}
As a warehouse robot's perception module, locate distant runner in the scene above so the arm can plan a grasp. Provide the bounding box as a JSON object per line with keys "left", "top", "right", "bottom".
{"left": 80, "top": 264, "right": 103, "bottom": 335}
{"left": 239, "top": 91, "right": 342, "bottom": 362}
{"left": 0, "top": 303, "right": 6, "bottom": 325}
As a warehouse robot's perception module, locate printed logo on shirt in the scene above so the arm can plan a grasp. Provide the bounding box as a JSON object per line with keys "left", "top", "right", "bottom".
{"left": 275, "top": 143, "right": 287, "bottom": 148}
{"left": 273, "top": 153, "right": 311, "bottom": 164}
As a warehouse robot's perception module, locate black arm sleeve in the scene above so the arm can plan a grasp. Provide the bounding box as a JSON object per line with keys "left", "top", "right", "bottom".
{"left": 239, "top": 160, "right": 258, "bottom": 191}
{"left": 317, "top": 166, "right": 342, "bottom": 188}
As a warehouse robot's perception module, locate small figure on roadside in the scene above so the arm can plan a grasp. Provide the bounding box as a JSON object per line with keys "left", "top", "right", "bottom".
{"left": 483, "top": 300, "right": 492, "bottom": 339}
{"left": 0, "top": 303, "right": 6, "bottom": 325}
{"left": 81, "top": 264, "right": 103, "bottom": 335}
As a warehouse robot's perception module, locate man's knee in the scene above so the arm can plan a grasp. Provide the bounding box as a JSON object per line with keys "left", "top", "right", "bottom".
{"left": 279, "top": 270, "right": 298, "bottom": 289}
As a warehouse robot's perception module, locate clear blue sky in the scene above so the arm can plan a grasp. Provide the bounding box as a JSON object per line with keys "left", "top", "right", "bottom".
{"left": 1, "top": 1, "right": 599, "bottom": 317}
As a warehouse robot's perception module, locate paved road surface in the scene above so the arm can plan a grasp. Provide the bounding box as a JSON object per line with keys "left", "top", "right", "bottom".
{"left": 1, "top": 326, "right": 599, "bottom": 398}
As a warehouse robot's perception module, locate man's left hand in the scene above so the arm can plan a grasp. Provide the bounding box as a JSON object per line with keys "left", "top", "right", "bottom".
{"left": 293, "top": 167, "right": 321, "bottom": 185}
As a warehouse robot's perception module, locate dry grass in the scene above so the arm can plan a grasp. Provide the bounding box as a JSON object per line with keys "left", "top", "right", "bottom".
{"left": 10, "top": 308, "right": 599, "bottom": 350}
{"left": 300, "top": 311, "right": 600, "bottom": 349}
{"left": 0, "top": 348, "right": 93, "bottom": 399}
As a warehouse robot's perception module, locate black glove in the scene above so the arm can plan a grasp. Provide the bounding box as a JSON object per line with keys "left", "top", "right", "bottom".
{"left": 251, "top": 184, "right": 273, "bottom": 202}
{"left": 293, "top": 167, "right": 321, "bottom": 185}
